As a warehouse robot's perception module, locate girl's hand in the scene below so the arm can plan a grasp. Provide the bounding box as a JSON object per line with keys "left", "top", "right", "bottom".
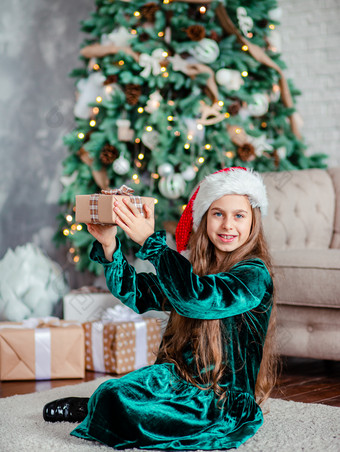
{"left": 87, "top": 223, "right": 117, "bottom": 262}
{"left": 114, "top": 198, "right": 154, "bottom": 246}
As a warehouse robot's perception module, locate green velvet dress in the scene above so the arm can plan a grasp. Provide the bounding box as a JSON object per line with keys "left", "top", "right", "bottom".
{"left": 71, "top": 231, "right": 273, "bottom": 450}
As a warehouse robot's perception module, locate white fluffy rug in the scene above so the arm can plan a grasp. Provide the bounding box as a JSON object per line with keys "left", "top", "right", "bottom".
{"left": 0, "top": 377, "right": 339, "bottom": 452}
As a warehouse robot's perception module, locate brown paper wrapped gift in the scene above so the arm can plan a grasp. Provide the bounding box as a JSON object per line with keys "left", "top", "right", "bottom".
{"left": 83, "top": 310, "right": 162, "bottom": 374}
{"left": 0, "top": 318, "right": 85, "bottom": 381}
{"left": 75, "top": 185, "right": 155, "bottom": 225}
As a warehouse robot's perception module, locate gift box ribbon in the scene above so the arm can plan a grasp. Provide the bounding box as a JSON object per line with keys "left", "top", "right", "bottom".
{"left": 91, "top": 306, "right": 148, "bottom": 372}
{"left": 90, "top": 185, "right": 143, "bottom": 224}
{"left": 0, "top": 317, "right": 80, "bottom": 380}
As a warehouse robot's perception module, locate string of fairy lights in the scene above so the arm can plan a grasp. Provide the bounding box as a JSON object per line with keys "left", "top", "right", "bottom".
{"left": 64, "top": 2, "right": 278, "bottom": 263}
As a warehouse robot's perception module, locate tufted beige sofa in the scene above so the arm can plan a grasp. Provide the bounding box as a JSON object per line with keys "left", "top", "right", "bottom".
{"left": 262, "top": 168, "right": 340, "bottom": 361}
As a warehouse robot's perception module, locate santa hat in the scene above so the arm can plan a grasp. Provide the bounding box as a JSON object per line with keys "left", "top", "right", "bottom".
{"left": 175, "top": 167, "right": 268, "bottom": 253}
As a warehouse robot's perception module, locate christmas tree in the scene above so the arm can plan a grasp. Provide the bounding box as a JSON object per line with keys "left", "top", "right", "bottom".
{"left": 56, "top": 0, "right": 326, "bottom": 274}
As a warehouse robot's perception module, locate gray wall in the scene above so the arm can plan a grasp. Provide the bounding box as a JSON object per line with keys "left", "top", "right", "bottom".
{"left": 0, "top": 0, "right": 339, "bottom": 287}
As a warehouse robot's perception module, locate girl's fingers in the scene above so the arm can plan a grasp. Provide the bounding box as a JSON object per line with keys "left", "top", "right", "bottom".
{"left": 122, "top": 197, "right": 141, "bottom": 216}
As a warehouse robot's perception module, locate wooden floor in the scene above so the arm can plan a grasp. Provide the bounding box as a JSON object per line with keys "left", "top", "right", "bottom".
{"left": 1, "top": 357, "right": 339, "bottom": 406}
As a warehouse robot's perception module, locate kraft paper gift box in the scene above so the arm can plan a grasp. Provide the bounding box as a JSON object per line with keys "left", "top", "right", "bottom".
{"left": 75, "top": 186, "right": 155, "bottom": 225}
{"left": 83, "top": 306, "right": 162, "bottom": 375}
{"left": 0, "top": 317, "right": 85, "bottom": 381}
{"left": 63, "top": 286, "right": 123, "bottom": 322}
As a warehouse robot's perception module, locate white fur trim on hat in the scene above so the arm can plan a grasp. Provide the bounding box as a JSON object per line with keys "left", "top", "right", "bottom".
{"left": 192, "top": 168, "right": 268, "bottom": 229}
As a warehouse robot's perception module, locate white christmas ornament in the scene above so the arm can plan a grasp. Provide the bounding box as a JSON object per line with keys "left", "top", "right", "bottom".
{"left": 268, "top": 7, "right": 282, "bottom": 21}
{"left": 141, "top": 130, "right": 160, "bottom": 150}
{"left": 112, "top": 155, "right": 130, "bottom": 175}
{"left": 116, "top": 119, "right": 134, "bottom": 142}
{"left": 267, "top": 30, "right": 282, "bottom": 53}
{"left": 145, "top": 91, "right": 162, "bottom": 113}
{"left": 248, "top": 134, "right": 273, "bottom": 156}
{"left": 247, "top": 93, "right": 269, "bottom": 117}
{"left": 216, "top": 69, "right": 244, "bottom": 91}
{"left": 276, "top": 146, "right": 287, "bottom": 159}
{"left": 158, "top": 163, "right": 174, "bottom": 177}
{"left": 237, "top": 7, "right": 254, "bottom": 36}
{"left": 139, "top": 48, "right": 165, "bottom": 78}
{"left": 101, "top": 26, "right": 135, "bottom": 47}
{"left": 190, "top": 39, "right": 220, "bottom": 64}
{"left": 159, "top": 174, "right": 186, "bottom": 199}
{"left": 74, "top": 71, "right": 106, "bottom": 119}
{"left": 181, "top": 166, "right": 196, "bottom": 181}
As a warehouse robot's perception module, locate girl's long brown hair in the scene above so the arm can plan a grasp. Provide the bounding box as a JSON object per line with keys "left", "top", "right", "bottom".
{"left": 157, "top": 205, "right": 278, "bottom": 406}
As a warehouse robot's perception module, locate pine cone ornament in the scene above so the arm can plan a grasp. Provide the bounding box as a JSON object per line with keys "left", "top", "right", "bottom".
{"left": 141, "top": 2, "right": 160, "bottom": 22}
{"left": 103, "top": 75, "right": 118, "bottom": 85}
{"left": 228, "top": 100, "right": 242, "bottom": 116}
{"left": 125, "top": 84, "right": 142, "bottom": 105}
{"left": 237, "top": 143, "right": 256, "bottom": 162}
{"left": 100, "top": 144, "right": 119, "bottom": 165}
{"left": 186, "top": 25, "right": 206, "bottom": 41}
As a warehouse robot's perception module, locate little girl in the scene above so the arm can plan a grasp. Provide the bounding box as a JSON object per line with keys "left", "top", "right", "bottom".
{"left": 44, "top": 167, "right": 277, "bottom": 450}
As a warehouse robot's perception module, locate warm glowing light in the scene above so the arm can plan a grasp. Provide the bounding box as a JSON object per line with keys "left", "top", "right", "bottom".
{"left": 205, "top": 144, "right": 211, "bottom": 150}
{"left": 132, "top": 174, "right": 139, "bottom": 180}
{"left": 154, "top": 198, "right": 159, "bottom": 204}
{"left": 241, "top": 71, "right": 248, "bottom": 77}
{"left": 187, "top": 134, "right": 193, "bottom": 140}
{"left": 138, "top": 107, "right": 144, "bottom": 113}
{"left": 168, "top": 100, "right": 174, "bottom": 106}
{"left": 151, "top": 173, "right": 160, "bottom": 179}
{"left": 138, "top": 153, "right": 144, "bottom": 160}
{"left": 247, "top": 32, "right": 253, "bottom": 38}
{"left": 118, "top": 60, "right": 124, "bottom": 66}
{"left": 131, "top": 29, "right": 137, "bottom": 35}
{"left": 63, "top": 229, "right": 70, "bottom": 236}
{"left": 89, "top": 120, "right": 96, "bottom": 127}
{"left": 93, "top": 63, "right": 100, "bottom": 71}
{"left": 269, "top": 24, "right": 275, "bottom": 30}
{"left": 71, "top": 224, "right": 77, "bottom": 231}
{"left": 242, "top": 45, "right": 248, "bottom": 51}
{"left": 197, "top": 123, "right": 203, "bottom": 130}
{"left": 135, "top": 138, "right": 141, "bottom": 143}
{"left": 273, "top": 84, "right": 280, "bottom": 92}
{"left": 162, "top": 72, "right": 169, "bottom": 78}
{"left": 235, "top": 128, "right": 242, "bottom": 134}
{"left": 200, "top": 6, "right": 206, "bottom": 14}
{"left": 163, "top": 0, "right": 170, "bottom": 4}
{"left": 158, "top": 31, "right": 164, "bottom": 37}
{"left": 76, "top": 224, "right": 82, "bottom": 231}
{"left": 218, "top": 100, "right": 224, "bottom": 107}
{"left": 261, "top": 122, "right": 267, "bottom": 128}
{"left": 162, "top": 51, "right": 168, "bottom": 58}
{"left": 93, "top": 107, "right": 99, "bottom": 114}
{"left": 66, "top": 215, "right": 73, "bottom": 222}
{"left": 198, "top": 157, "right": 205, "bottom": 164}
{"left": 105, "top": 85, "right": 113, "bottom": 94}
{"left": 69, "top": 247, "right": 75, "bottom": 253}
{"left": 134, "top": 11, "right": 141, "bottom": 17}
{"left": 225, "top": 151, "right": 234, "bottom": 158}
{"left": 135, "top": 161, "right": 142, "bottom": 168}
{"left": 77, "top": 132, "right": 85, "bottom": 139}
{"left": 167, "top": 115, "right": 173, "bottom": 121}
{"left": 96, "top": 96, "right": 102, "bottom": 103}
{"left": 224, "top": 112, "right": 230, "bottom": 118}
{"left": 73, "top": 256, "right": 80, "bottom": 263}
{"left": 184, "top": 143, "right": 190, "bottom": 149}
{"left": 161, "top": 66, "right": 167, "bottom": 72}
{"left": 174, "top": 130, "right": 180, "bottom": 136}
{"left": 146, "top": 126, "right": 153, "bottom": 132}
{"left": 182, "top": 204, "right": 187, "bottom": 211}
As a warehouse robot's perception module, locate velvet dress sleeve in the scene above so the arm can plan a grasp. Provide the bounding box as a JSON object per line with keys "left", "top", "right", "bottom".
{"left": 90, "top": 237, "right": 172, "bottom": 314}
{"left": 135, "top": 231, "right": 273, "bottom": 320}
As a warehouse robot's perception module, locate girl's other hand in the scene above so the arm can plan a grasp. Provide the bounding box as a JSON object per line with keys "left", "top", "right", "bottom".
{"left": 114, "top": 198, "right": 154, "bottom": 246}
{"left": 87, "top": 223, "right": 117, "bottom": 262}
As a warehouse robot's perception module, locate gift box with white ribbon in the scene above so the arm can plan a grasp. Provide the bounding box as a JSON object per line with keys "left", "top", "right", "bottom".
{"left": 83, "top": 306, "right": 162, "bottom": 375}
{"left": 0, "top": 317, "right": 84, "bottom": 381}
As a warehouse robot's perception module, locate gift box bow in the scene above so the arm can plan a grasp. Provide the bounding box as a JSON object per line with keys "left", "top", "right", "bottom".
{"left": 0, "top": 317, "right": 82, "bottom": 380}
{"left": 90, "top": 184, "right": 144, "bottom": 224}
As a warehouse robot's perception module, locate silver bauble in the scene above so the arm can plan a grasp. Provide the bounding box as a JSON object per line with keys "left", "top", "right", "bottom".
{"left": 112, "top": 155, "right": 130, "bottom": 175}
{"left": 158, "top": 163, "right": 174, "bottom": 177}
{"left": 159, "top": 174, "right": 186, "bottom": 199}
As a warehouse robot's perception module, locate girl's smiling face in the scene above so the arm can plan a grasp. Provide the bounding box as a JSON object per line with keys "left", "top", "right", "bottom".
{"left": 206, "top": 194, "right": 252, "bottom": 262}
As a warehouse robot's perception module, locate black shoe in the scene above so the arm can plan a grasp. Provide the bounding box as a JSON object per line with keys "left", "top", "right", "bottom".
{"left": 43, "top": 397, "right": 89, "bottom": 423}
